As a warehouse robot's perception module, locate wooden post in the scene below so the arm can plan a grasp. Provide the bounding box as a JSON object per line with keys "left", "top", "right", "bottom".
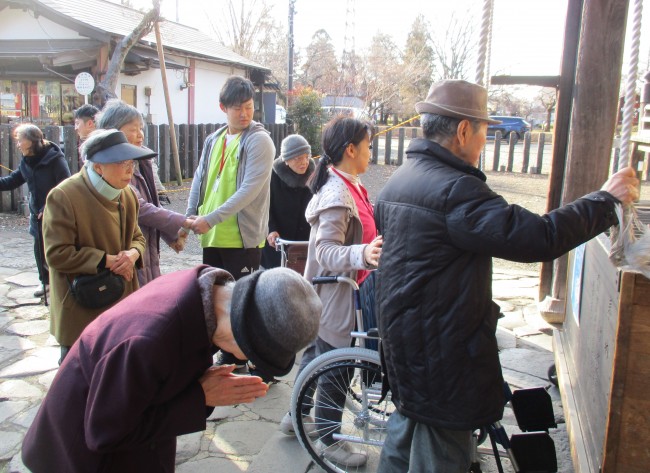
{"left": 538, "top": 0, "right": 584, "bottom": 303}
{"left": 492, "top": 131, "right": 502, "bottom": 171}
{"left": 541, "top": 0, "right": 630, "bottom": 320}
{"left": 521, "top": 131, "right": 531, "bottom": 173}
{"left": 384, "top": 130, "right": 392, "bottom": 165}
{"left": 371, "top": 134, "right": 379, "bottom": 164}
{"left": 154, "top": 21, "right": 182, "bottom": 185}
{"left": 535, "top": 133, "right": 546, "bottom": 174}
{"left": 0, "top": 125, "right": 13, "bottom": 212}
{"left": 397, "top": 128, "right": 405, "bottom": 166}
{"left": 507, "top": 134, "right": 516, "bottom": 172}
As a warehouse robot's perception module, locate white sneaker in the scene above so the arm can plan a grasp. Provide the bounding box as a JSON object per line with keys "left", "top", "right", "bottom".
{"left": 33, "top": 285, "right": 49, "bottom": 298}
{"left": 279, "top": 412, "right": 317, "bottom": 437}
{"left": 320, "top": 441, "right": 368, "bottom": 467}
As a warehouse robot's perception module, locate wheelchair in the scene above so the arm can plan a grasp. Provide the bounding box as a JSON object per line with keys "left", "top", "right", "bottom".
{"left": 288, "top": 278, "right": 558, "bottom": 472}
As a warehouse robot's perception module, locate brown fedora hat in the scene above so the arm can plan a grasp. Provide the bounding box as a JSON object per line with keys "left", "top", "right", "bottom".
{"left": 415, "top": 79, "right": 501, "bottom": 125}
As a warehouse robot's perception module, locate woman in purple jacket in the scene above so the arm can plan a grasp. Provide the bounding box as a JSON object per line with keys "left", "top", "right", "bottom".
{"left": 97, "top": 100, "right": 193, "bottom": 286}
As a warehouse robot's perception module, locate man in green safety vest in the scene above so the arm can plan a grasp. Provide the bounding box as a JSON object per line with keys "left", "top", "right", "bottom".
{"left": 186, "top": 75, "right": 276, "bottom": 376}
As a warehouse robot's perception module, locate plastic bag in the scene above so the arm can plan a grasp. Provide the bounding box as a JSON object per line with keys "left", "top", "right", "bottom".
{"left": 608, "top": 204, "right": 650, "bottom": 279}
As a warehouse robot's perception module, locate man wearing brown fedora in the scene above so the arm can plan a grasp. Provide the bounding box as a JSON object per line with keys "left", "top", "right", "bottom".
{"left": 374, "top": 79, "right": 639, "bottom": 472}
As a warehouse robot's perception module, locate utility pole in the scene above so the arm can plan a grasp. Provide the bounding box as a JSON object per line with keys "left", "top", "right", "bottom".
{"left": 287, "top": 0, "right": 296, "bottom": 105}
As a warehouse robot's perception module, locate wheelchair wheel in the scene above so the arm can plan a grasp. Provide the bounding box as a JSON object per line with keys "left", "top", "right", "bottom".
{"left": 291, "top": 347, "right": 392, "bottom": 473}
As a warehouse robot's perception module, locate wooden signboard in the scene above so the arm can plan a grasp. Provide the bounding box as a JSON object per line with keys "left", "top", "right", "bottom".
{"left": 556, "top": 226, "right": 650, "bottom": 473}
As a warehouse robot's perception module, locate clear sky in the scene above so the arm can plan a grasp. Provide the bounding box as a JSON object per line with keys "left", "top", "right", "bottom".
{"left": 131, "top": 0, "right": 648, "bottom": 86}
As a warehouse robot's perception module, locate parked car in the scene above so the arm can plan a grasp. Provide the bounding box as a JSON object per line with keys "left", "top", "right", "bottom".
{"left": 487, "top": 116, "right": 531, "bottom": 140}
{"left": 321, "top": 106, "right": 370, "bottom": 122}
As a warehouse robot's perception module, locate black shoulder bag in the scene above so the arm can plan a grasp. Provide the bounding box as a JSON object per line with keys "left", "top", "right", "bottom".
{"left": 69, "top": 270, "right": 125, "bottom": 309}
{"left": 68, "top": 197, "right": 127, "bottom": 309}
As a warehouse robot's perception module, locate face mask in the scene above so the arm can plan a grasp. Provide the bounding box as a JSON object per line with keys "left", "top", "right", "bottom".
{"left": 85, "top": 162, "right": 122, "bottom": 201}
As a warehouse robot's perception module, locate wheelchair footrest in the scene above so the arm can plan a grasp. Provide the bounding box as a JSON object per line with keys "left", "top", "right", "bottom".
{"left": 511, "top": 387, "right": 557, "bottom": 431}
{"left": 510, "top": 432, "right": 557, "bottom": 472}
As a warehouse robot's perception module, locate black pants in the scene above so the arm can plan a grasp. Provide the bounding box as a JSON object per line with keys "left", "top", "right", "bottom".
{"left": 203, "top": 247, "right": 262, "bottom": 364}
{"left": 202, "top": 247, "right": 261, "bottom": 281}
{"left": 33, "top": 219, "right": 49, "bottom": 285}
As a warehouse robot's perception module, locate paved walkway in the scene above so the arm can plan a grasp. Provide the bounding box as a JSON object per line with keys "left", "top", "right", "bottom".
{"left": 0, "top": 228, "right": 574, "bottom": 472}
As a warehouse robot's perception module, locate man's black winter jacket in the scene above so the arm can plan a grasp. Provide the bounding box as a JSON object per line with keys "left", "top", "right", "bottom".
{"left": 375, "top": 138, "right": 618, "bottom": 430}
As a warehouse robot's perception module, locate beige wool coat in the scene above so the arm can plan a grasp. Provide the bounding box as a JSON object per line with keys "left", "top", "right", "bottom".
{"left": 43, "top": 168, "right": 145, "bottom": 346}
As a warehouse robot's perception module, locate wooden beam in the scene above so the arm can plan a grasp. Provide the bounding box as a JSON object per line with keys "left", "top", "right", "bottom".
{"left": 490, "top": 75, "right": 560, "bottom": 88}
{"left": 539, "top": 0, "right": 584, "bottom": 302}
{"left": 546, "top": 0, "right": 630, "bottom": 316}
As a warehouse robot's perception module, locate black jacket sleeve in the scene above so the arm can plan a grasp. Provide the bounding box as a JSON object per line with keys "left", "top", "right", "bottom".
{"left": 0, "top": 168, "right": 26, "bottom": 191}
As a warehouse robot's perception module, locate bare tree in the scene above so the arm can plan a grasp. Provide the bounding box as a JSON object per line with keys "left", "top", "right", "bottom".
{"left": 299, "top": 29, "right": 340, "bottom": 94}
{"left": 205, "top": 0, "right": 273, "bottom": 58}
{"left": 399, "top": 14, "right": 435, "bottom": 118}
{"left": 359, "top": 33, "right": 402, "bottom": 123}
{"left": 253, "top": 15, "right": 298, "bottom": 97}
{"left": 537, "top": 88, "right": 557, "bottom": 131}
{"left": 430, "top": 13, "right": 475, "bottom": 81}
{"left": 95, "top": 0, "right": 160, "bottom": 105}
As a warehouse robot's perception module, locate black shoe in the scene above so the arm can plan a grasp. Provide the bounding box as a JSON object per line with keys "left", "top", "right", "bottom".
{"left": 248, "top": 363, "right": 277, "bottom": 384}
{"left": 158, "top": 193, "right": 171, "bottom": 206}
{"left": 214, "top": 351, "right": 247, "bottom": 369}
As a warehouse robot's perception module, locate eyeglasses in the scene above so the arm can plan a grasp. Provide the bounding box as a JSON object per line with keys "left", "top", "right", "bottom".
{"left": 115, "top": 160, "right": 136, "bottom": 170}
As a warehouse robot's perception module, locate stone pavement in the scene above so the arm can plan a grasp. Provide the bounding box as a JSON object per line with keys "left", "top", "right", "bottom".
{"left": 0, "top": 227, "right": 573, "bottom": 473}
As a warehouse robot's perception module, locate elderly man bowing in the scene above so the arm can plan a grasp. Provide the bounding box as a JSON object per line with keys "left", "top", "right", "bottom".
{"left": 22, "top": 266, "right": 321, "bottom": 473}
{"left": 374, "top": 79, "right": 639, "bottom": 472}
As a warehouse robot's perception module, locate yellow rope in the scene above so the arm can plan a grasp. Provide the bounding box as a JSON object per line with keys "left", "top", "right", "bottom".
{"left": 310, "top": 115, "right": 421, "bottom": 160}
{"left": 371, "top": 115, "right": 421, "bottom": 139}
{"left": 1, "top": 163, "right": 13, "bottom": 172}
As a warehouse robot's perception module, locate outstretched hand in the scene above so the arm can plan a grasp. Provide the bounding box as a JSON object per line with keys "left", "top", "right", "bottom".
{"left": 602, "top": 167, "right": 639, "bottom": 205}
{"left": 199, "top": 364, "right": 269, "bottom": 406}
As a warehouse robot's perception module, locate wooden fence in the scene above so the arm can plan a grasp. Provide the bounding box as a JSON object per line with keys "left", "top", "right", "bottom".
{"left": 372, "top": 126, "right": 554, "bottom": 174}
{"left": 0, "top": 123, "right": 292, "bottom": 213}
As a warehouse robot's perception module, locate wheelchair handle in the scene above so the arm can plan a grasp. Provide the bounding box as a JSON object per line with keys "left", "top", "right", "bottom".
{"left": 312, "top": 276, "right": 359, "bottom": 291}
{"left": 311, "top": 276, "right": 340, "bottom": 285}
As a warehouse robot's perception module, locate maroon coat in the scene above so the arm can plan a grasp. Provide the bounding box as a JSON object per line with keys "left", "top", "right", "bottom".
{"left": 22, "top": 266, "right": 216, "bottom": 473}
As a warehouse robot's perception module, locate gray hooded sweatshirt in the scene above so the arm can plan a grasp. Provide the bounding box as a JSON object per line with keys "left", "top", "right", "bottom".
{"left": 186, "top": 121, "right": 275, "bottom": 248}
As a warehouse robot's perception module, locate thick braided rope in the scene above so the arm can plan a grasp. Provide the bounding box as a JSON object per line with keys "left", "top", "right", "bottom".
{"left": 475, "top": 0, "right": 494, "bottom": 86}
{"left": 619, "top": 0, "right": 644, "bottom": 167}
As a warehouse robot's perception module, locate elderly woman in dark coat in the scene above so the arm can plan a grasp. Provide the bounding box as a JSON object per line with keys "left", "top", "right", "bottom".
{"left": 97, "top": 99, "right": 193, "bottom": 286}
{"left": 261, "top": 134, "right": 315, "bottom": 269}
{"left": 0, "top": 123, "right": 70, "bottom": 296}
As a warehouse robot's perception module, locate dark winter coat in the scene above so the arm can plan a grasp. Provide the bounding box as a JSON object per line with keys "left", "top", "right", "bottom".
{"left": 261, "top": 157, "right": 314, "bottom": 268}
{"left": 0, "top": 142, "right": 70, "bottom": 237}
{"left": 22, "top": 266, "right": 219, "bottom": 473}
{"left": 374, "top": 138, "right": 619, "bottom": 430}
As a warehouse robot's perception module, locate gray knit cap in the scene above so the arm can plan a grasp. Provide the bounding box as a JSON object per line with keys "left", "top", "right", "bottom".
{"left": 230, "top": 268, "right": 321, "bottom": 376}
{"left": 280, "top": 134, "right": 311, "bottom": 161}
